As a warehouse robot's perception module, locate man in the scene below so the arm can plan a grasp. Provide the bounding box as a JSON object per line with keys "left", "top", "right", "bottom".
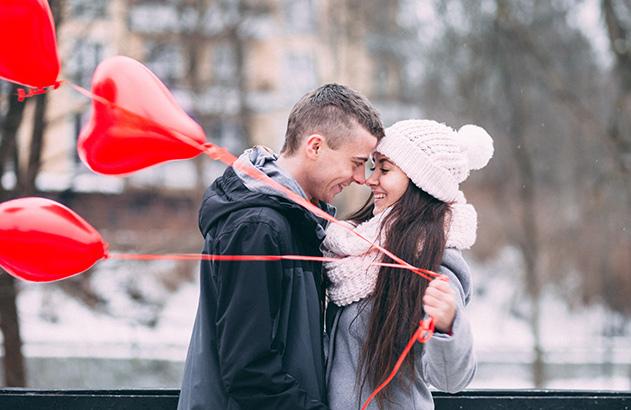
{"left": 178, "top": 83, "right": 384, "bottom": 410}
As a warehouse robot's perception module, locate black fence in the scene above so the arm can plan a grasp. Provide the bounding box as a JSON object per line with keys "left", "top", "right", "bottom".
{"left": 0, "top": 389, "right": 629, "bottom": 409}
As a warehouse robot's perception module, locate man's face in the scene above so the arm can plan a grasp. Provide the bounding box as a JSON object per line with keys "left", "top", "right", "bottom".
{"left": 309, "top": 124, "right": 378, "bottom": 203}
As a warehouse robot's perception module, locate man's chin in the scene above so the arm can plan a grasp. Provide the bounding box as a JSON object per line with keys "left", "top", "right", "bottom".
{"left": 318, "top": 193, "right": 335, "bottom": 204}
{"left": 317, "top": 184, "right": 346, "bottom": 204}
{"left": 326, "top": 189, "right": 343, "bottom": 204}
{"left": 317, "top": 196, "right": 331, "bottom": 204}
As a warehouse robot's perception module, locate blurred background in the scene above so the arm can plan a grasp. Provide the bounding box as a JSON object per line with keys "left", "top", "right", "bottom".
{"left": 0, "top": 0, "right": 630, "bottom": 391}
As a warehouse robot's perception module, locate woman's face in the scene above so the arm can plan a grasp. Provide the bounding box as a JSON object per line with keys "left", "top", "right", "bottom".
{"left": 366, "top": 152, "right": 410, "bottom": 215}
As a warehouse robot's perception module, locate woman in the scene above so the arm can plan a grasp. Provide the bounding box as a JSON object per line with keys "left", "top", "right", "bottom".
{"left": 323, "top": 119, "right": 493, "bottom": 409}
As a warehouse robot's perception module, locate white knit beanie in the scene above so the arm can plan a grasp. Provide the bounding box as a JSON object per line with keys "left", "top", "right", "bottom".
{"left": 376, "top": 119, "right": 494, "bottom": 249}
{"left": 377, "top": 119, "right": 493, "bottom": 203}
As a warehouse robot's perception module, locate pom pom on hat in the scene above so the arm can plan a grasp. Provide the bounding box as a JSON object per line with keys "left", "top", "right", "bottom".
{"left": 457, "top": 124, "right": 494, "bottom": 170}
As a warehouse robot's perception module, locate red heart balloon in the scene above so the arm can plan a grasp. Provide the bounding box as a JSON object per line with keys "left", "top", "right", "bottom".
{"left": 0, "top": 197, "right": 108, "bottom": 282}
{"left": 78, "top": 56, "right": 207, "bottom": 175}
{"left": 0, "top": 0, "right": 60, "bottom": 88}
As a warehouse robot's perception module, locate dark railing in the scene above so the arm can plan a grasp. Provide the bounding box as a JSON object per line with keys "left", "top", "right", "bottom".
{"left": 0, "top": 389, "right": 629, "bottom": 409}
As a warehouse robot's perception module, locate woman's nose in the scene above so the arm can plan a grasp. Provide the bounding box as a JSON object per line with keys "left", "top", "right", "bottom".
{"left": 365, "top": 171, "right": 378, "bottom": 186}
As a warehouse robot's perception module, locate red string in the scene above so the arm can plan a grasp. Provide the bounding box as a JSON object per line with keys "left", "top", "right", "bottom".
{"left": 110, "top": 251, "right": 439, "bottom": 402}
{"left": 360, "top": 318, "right": 435, "bottom": 410}
{"left": 68, "top": 80, "right": 438, "bottom": 281}
{"left": 16, "top": 80, "right": 63, "bottom": 102}
{"left": 8, "top": 73, "right": 442, "bottom": 406}
{"left": 67, "top": 80, "right": 444, "bottom": 405}
{"left": 107, "top": 252, "right": 437, "bottom": 281}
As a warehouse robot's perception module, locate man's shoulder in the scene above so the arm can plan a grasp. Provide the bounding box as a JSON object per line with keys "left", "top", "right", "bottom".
{"left": 209, "top": 206, "right": 295, "bottom": 253}
{"left": 220, "top": 204, "right": 292, "bottom": 234}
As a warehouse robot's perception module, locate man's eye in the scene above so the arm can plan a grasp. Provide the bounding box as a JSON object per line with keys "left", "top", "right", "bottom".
{"left": 368, "top": 166, "right": 375, "bottom": 171}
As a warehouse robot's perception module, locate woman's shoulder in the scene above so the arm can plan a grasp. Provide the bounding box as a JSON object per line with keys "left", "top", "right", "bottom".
{"left": 442, "top": 248, "right": 467, "bottom": 268}
{"left": 440, "top": 249, "right": 472, "bottom": 305}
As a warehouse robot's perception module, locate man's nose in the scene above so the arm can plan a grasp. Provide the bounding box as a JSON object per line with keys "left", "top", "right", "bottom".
{"left": 353, "top": 166, "right": 366, "bottom": 184}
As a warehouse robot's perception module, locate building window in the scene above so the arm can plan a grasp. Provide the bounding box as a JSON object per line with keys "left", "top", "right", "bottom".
{"left": 212, "top": 42, "right": 238, "bottom": 86}
{"left": 68, "top": 0, "right": 108, "bottom": 19}
{"left": 372, "top": 59, "right": 403, "bottom": 100}
{"left": 283, "top": 0, "right": 315, "bottom": 33}
{"left": 373, "top": 61, "right": 390, "bottom": 99}
{"left": 73, "top": 112, "right": 83, "bottom": 165}
{"left": 128, "top": 4, "right": 178, "bottom": 33}
{"left": 66, "top": 40, "right": 103, "bottom": 88}
{"left": 283, "top": 53, "right": 317, "bottom": 94}
{"left": 145, "top": 42, "right": 184, "bottom": 87}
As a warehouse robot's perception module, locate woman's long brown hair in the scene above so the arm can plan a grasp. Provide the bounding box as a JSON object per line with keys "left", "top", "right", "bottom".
{"left": 348, "top": 184, "right": 450, "bottom": 408}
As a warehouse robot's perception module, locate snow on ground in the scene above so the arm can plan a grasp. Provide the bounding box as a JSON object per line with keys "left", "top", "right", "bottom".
{"left": 468, "top": 246, "right": 631, "bottom": 361}
{"left": 466, "top": 246, "right": 631, "bottom": 389}
{"left": 8, "top": 246, "right": 631, "bottom": 389}
{"left": 18, "top": 278, "right": 197, "bottom": 361}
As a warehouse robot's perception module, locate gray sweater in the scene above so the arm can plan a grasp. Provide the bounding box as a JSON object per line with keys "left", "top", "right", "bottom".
{"left": 326, "top": 249, "right": 476, "bottom": 410}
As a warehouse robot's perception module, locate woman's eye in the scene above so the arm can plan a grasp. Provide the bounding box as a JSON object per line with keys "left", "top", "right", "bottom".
{"left": 381, "top": 168, "right": 389, "bottom": 173}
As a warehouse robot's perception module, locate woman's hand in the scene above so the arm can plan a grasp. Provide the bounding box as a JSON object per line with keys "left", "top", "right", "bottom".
{"left": 423, "top": 276, "right": 457, "bottom": 334}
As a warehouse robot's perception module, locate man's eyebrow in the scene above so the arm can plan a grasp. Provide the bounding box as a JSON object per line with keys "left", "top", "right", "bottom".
{"left": 352, "top": 156, "right": 369, "bottom": 162}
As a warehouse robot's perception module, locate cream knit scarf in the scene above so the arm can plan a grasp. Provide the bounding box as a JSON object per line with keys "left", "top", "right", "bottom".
{"left": 323, "top": 199, "right": 477, "bottom": 306}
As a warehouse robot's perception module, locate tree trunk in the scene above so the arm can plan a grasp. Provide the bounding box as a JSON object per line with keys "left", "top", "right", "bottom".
{"left": 602, "top": 0, "right": 631, "bottom": 207}
{"left": 0, "top": 0, "right": 63, "bottom": 387}
{"left": 0, "top": 274, "right": 26, "bottom": 386}
{"left": 176, "top": 0, "right": 207, "bottom": 198}
{"left": 0, "top": 82, "right": 28, "bottom": 386}
{"left": 506, "top": 92, "right": 545, "bottom": 388}
{"left": 231, "top": 0, "right": 254, "bottom": 148}
{"left": 19, "top": 93, "right": 48, "bottom": 195}
{"left": 495, "top": 0, "right": 545, "bottom": 387}
{"left": 0, "top": 72, "right": 49, "bottom": 392}
{"left": 0, "top": 84, "right": 27, "bottom": 198}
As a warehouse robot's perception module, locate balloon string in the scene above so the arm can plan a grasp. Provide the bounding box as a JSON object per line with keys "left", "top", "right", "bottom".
{"left": 199, "top": 142, "right": 424, "bottom": 276}
{"left": 67, "top": 81, "right": 439, "bottom": 281}
{"left": 15, "top": 80, "right": 63, "bottom": 102}
{"left": 107, "top": 252, "right": 436, "bottom": 281}
{"left": 8, "top": 58, "right": 434, "bottom": 404}
{"left": 360, "top": 318, "right": 435, "bottom": 410}
{"left": 68, "top": 81, "right": 440, "bottom": 404}
{"left": 110, "top": 250, "right": 438, "bottom": 400}
{"left": 70, "top": 83, "right": 440, "bottom": 409}
{"left": 2, "top": 13, "right": 436, "bottom": 402}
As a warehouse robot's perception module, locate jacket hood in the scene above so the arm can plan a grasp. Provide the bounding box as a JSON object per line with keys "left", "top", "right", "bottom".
{"left": 233, "top": 146, "right": 310, "bottom": 201}
{"left": 199, "top": 166, "right": 332, "bottom": 239}
{"left": 200, "top": 146, "right": 335, "bottom": 240}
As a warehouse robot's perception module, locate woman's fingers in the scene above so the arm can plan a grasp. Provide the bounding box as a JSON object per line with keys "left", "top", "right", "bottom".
{"left": 426, "top": 277, "right": 453, "bottom": 294}
{"left": 423, "top": 277, "right": 457, "bottom": 333}
{"left": 422, "top": 293, "right": 443, "bottom": 308}
{"left": 424, "top": 280, "right": 454, "bottom": 303}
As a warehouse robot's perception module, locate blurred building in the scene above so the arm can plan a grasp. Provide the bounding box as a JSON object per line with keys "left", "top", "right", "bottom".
{"left": 16, "top": 0, "right": 421, "bottom": 213}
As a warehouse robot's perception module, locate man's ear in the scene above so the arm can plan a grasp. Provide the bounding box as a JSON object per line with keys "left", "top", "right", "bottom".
{"left": 304, "top": 134, "right": 326, "bottom": 160}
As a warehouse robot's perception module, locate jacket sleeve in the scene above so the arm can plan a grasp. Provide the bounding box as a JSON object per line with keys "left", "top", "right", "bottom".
{"left": 211, "top": 220, "right": 328, "bottom": 410}
{"left": 419, "top": 250, "right": 477, "bottom": 393}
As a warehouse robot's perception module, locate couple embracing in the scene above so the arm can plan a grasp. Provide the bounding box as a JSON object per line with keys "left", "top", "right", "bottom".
{"left": 178, "top": 84, "right": 493, "bottom": 410}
